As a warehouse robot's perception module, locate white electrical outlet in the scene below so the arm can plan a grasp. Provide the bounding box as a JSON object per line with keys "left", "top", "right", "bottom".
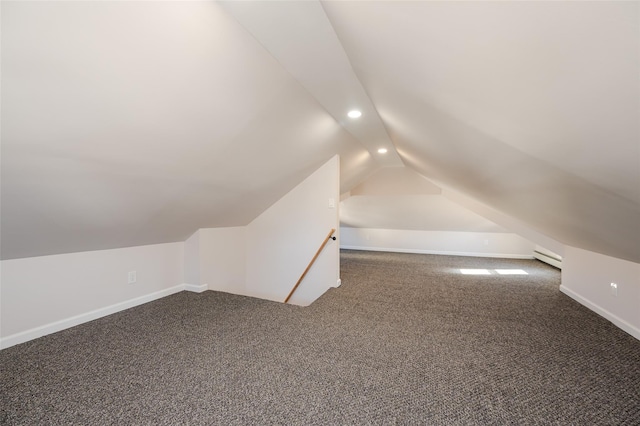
{"left": 128, "top": 271, "right": 137, "bottom": 284}
{"left": 610, "top": 282, "right": 618, "bottom": 296}
{"left": 328, "top": 198, "right": 336, "bottom": 209}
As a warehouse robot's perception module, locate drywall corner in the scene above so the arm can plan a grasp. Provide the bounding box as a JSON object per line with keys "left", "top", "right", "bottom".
{"left": 245, "top": 156, "right": 340, "bottom": 305}
{"left": 442, "top": 188, "right": 565, "bottom": 256}
{"left": 561, "top": 246, "right": 640, "bottom": 340}
{"left": 199, "top": 227, "right": 247, "bottom": 294}
{"left": 184, "top": 230, "right": 201, "bottom": 286}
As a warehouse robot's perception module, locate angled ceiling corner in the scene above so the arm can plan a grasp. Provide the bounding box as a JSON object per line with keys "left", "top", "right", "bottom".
{"left": 324, "top": 1, "right": 640, "bottom": 263}
{"left": 219, "top": 0, "right": 403, "bottom": 174}
{"left": 0, "top": 1, "right": 374, "bottom": 259}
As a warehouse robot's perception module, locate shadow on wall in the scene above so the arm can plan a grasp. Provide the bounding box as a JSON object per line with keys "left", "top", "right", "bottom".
{"left": 374, "top": 81, "right": 640, "bottom": 263}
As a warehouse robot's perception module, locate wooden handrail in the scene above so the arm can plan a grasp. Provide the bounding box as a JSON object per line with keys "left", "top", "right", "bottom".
{"left": 284, "top": 228, "right": 336, "bottom": 304}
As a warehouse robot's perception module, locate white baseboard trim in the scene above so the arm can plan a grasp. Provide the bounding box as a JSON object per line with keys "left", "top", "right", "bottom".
{"left": 533, "top": 250, "right": 562, "bottom": 269}
{"left": 0, "top": 283, "right": 197, "bottom": 350}
{"left": 340, "top": 245, "right": 534, "bottom": 259}
{"left": 184, "top": 283, "right": 208, "bottom": 293}
{"left": 560, "top": 285, "right": 640, "bottom": 341}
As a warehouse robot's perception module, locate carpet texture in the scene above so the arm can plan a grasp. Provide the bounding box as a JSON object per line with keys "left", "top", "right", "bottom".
{"left": 1, "top": 250, "right": 639, "bottom": 425}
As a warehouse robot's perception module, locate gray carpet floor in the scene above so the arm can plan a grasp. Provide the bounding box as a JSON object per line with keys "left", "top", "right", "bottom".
{"left": 1, "top": 250, "right": 639, "bottom": 425}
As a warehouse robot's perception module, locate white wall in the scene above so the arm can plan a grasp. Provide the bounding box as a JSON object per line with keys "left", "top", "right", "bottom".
{"left": 341, "top": 195, "right": 509, "bottom": 233}
{"left": 442, "top": 188, "right": 565, "bottom": 256}
{"left": 199, "top": 227, "right": 246, "bottom": 295}
{"left": 190, "top": 156, "right": 340, "bottom": 305}
{"left": 184, "top": 231, "right": 200, "bottom": 286}
{"left": 561, "top": 246, "right": 640, "bottom": 340}
{"left": 339, "top": 166, "right": 536, "bottom": 259}
{"left": 342, "top": 167, "right": 508, "bottom": 233}
{"left": 340, "top": 227, "right": 535, "bottom": 259}
{"left": 0, "top": 157, "right": 340, "bottom": 349}
{"left": 350, "top": 166, "right": 441, "bottom": 196}
{"left": 245, "top": 156, "right": 340, "bottom": 305}
{"left": 1, "top": 242, "right": 184, "bottom": 349}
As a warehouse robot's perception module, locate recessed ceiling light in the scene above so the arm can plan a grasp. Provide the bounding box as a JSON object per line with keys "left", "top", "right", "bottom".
{"left": 348, "top": 110, "right": 362, "bottom": 119}
{"left": 378, "top": 148, "right": 388, "bottom": 154}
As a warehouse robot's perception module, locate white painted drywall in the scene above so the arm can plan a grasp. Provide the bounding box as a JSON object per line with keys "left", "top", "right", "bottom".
{"left": 341, "top": 195, "right": 509, "bottom": 233}
{"left": 325, "top": 1, "right": 640, "bottom": 263}
{"left": 561, "top": 246, "right": 640, "bottom": 340}
{"left": 184, "top": 231, "right": 200, "bottom": 286}
{"left": 245, "top": 156, "right": 340, "bottom": 305}
{"left": 1, "top": 1, "right": 377, "bottom": 260}
{"left": 1, "top": 242, "right": 184, "bottom": 347}
{"left": 350, "top": 166, "right": 441, "bottom": 196}
{"left": 0, "top": 155, "right": 341, "bottom": 348}
{"left": 442, "top": 188, "right": 565, "bottom": 256}
{"left": 339, "top": 167, "right": 536, "bottom": 258}
{"left": 199, "top": 227, "right": 247, "bottom": 295}
{"left": 190, "top": 157, "right": 340, "bottom": 304}
{"left": 219, "top": 1, "right": 401, "bottom": 168}
{"left": 340, "top": 227, "right": 535, "bottom": 258}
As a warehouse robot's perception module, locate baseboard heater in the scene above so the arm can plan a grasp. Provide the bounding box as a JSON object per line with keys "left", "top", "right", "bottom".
{"left": 533, "top": 250, "right": 562, "bottom": 269}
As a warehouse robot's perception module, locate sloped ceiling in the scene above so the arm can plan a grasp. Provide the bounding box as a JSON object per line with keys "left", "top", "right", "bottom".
{"left": 322, "top": 1, "right": 639, "bottom": 262}
{"left": 341, "top": 167, "right": 508, "bottom": 233}
{"left": 1, "top": 1, "right": 378, "bottom": 259}
{"left": 2, "top": 1, "right": 639, "bottom": 263}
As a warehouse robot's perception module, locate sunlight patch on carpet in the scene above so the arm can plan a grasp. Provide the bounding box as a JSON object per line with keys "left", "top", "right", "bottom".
{"left": 460, "top": 269, "right": 491, "bottom": 275}
{"left": 495, "top": 269, "right": 528, "bottom": 275}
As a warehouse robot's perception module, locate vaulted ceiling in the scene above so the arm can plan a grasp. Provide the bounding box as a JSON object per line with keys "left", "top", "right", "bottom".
{"left": 2, "top": 1, "right": 638, "bottom": 263}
